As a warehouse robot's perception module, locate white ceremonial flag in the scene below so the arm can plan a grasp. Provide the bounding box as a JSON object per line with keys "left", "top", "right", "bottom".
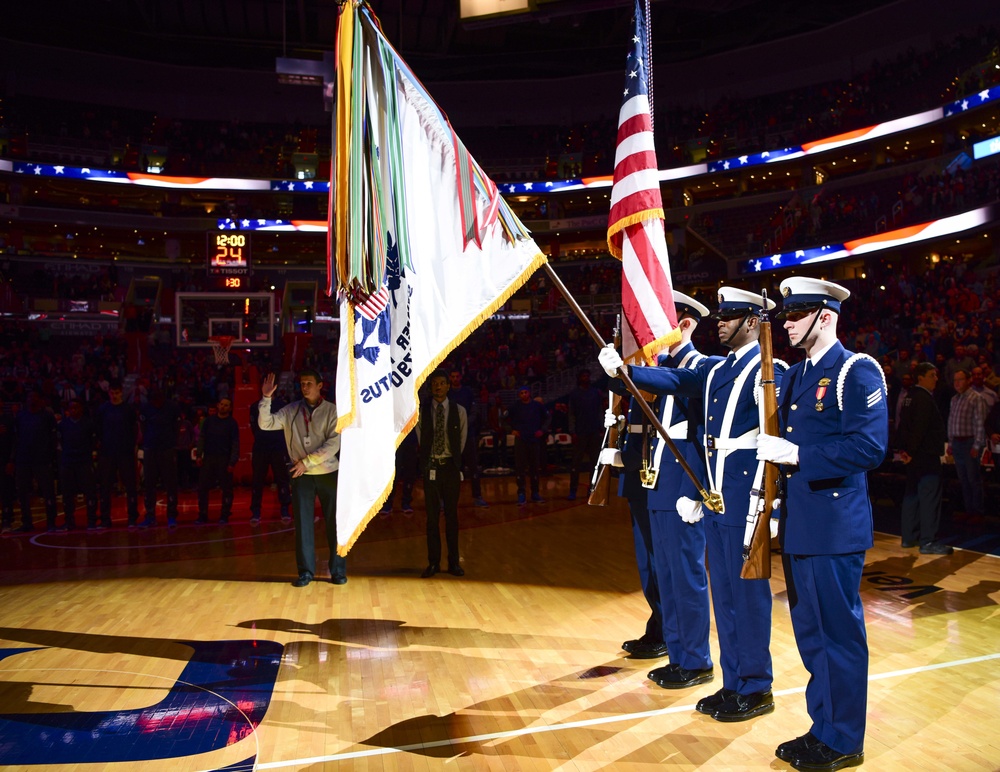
{"left": 332, "top": 4, "right": 545, "bottom": 554}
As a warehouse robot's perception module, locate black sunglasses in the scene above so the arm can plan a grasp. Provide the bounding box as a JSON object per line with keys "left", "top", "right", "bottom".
{"left": 713, "top": 310, "right": 751, "bottom": 322}
{"left": 782, "top": 308, "right": 818, "bottom": 323}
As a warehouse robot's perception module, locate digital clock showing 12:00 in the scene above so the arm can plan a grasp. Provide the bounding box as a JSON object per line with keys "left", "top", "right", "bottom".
{"left": 207, "top": 231, "right": 250, "bottom": 275}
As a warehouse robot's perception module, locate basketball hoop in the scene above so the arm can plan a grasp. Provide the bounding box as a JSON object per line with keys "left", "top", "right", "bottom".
{"left": 209, "top": 335, "right": 235, "bottom": 365}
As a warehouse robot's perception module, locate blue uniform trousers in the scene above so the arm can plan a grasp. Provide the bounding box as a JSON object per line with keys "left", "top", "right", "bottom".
{"left": 650, "top": 508, "right": 711, "bottom": 670}
{"left": 628, "top": 494, "right": 663, "bottom": 642}
{"left": 706, "top": 518, "right": 772, "bottom": 693}
{"left": 784, "top": 551, "right": 867, "bottom": 755}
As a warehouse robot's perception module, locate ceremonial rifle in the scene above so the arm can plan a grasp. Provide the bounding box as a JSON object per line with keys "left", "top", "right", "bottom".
{"left": 544, "top": 263, "right": 722, "bottom": 513}
{"left": 740, "top": 289, "right": 778, "bottom": 579}
{"left": 588, "top": 316, "right": 623, "bottom": 506}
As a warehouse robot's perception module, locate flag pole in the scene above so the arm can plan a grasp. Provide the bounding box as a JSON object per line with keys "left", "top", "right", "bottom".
{"left": 543, "top": 263, "right": 721, "bottom": 511}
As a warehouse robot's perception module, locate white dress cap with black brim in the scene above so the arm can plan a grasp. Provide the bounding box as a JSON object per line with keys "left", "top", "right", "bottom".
{"left": 777, "top": 277, "right": 850, "bottom": 319}
{"left": 708, "top": 286, "right": 776, "bottom": 319}
{"left": 672, "top": 290, "right": 711, "bottom": 320}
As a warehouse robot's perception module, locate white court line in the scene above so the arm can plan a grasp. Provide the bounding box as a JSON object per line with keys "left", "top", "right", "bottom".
{"left": 247, "top": 652, "right": 1000, "bottom": 769}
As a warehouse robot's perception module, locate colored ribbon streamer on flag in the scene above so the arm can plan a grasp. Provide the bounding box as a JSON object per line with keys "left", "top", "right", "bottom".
{"left": 607, "top": 0, "right": 679, "bottom": 364}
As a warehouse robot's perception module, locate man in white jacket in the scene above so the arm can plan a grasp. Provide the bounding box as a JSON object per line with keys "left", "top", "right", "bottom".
{"left": 258, "top": 368, "right": 345, "bottom": 587}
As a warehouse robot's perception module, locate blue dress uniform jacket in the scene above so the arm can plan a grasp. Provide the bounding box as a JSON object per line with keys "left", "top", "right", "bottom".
{"left": 777, "top": 342, "right": 887, "bottom": 554}
{"left": 644, "top": 343, "right": 716, "bottom": 671}
{"left": 630, "top": 343, "right": 782, "bottom": 695}
{"left": 775, "top": 341, "right": 888, "bottom": 756}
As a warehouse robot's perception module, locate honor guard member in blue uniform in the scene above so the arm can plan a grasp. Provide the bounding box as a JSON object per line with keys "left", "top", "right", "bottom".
{"left": 600, "top": 287, "right": 782, "bottom": 721}
{"left": 642, "top": 292, "right": 718, "bottom": 688}
{"left": 757, "top": 277, "right": 888, "bottom": 771}
{"left": 599, "top": 389, "right": 666, "bottom": 660}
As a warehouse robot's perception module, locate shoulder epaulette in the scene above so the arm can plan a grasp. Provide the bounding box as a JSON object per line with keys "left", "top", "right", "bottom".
{"left": 837, "top": 353, "right": 887, "bottom": 411}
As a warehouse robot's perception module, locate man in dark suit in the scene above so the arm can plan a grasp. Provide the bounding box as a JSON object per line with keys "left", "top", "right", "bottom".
{"left": 757, "top": 277, "right": 889, "bottom": 771}
{"left": 138, "top": 389, "right": 181, "bottom": 528}
{"left": 505, "top": 385, "right": 549, "bottom": 504}
{"left": 448, "top": 369, "right": 488, "bottom": 507}
{"left": 898, "top": 362, "right": 952, "bottom": 554}
{"left": 566, "top": 369, "right": 605, "bottom": 501}
{"left": 417, "top": 371, "right": 467, "bottom": 578}
{"left": 56, "top": 399, "right": 98, "bottom": 530}
{"left": 195, "top": 397, "right": 240, "bottom": 524}
{"left": 95, "top": 382, "right": 139, "bottom": 528}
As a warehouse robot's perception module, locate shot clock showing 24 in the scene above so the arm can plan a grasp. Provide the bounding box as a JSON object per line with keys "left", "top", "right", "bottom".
{"left": 207, "top": 231, "right": 251, "bottom": 289}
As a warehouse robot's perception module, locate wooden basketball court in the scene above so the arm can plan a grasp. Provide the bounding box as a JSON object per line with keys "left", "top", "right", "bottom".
{"left": 1, "top": 476, "right": 998, "bottom": 770}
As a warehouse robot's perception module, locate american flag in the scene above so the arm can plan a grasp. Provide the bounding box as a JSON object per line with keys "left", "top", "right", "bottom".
{"left": 607, "top": 0, "right": 678, "bottom": 363}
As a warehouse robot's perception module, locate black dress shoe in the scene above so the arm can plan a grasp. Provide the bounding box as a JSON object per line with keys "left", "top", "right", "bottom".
{"left": 791, "top": 738, "right": 864, "bottom": 771}
{"left": 696, "top": 688, "right": 737, "bottom": 715}
{"left": 291, "top": 573, "right": 313, "bottom": 587}
{"left": 647, "top": 665, "right": 672, "bottom": 681}
{"left": 711, "top": 689, "right": 774, "bottom": 722}
{"left": 776, "top": 732, "right": 819, "bottom": 762}
{"left": 448, "top": 564, "right": 465, "bottom": 576}
{"left": 628, "top": 641, "right": 669, "bottom": 659}
{"left": 420, "top": 564, "right": 439, "bottom": 578}
{"left": 651, "top": 663, "right": 714, "bottom": 689}
{"left": 330, "top": 573, "right": 347, "bottom": 585}
{"left": 621, "top": 638, "right": 641, "bottom": 653}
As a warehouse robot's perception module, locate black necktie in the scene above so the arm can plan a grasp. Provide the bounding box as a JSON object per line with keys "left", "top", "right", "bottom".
{"left": 433, "top": 401, "right": 446, "bottom": 456}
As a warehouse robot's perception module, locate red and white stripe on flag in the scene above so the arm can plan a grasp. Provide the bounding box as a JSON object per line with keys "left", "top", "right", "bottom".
{"left": 607, "top": 1, "right": 678, "bottom": 364}
{"left": 356, "top": 286, "right": 390, "bottom": 321}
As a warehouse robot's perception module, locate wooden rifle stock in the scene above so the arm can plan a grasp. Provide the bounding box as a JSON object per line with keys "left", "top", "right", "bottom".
{"left": 588, "top": 320, "right": 623, "bottom": 506}
{"left": 740, "top": 310, "right": 778, "bottom": 579}
{"left": 586, "top": 394, "right": 623, "bottom": 506}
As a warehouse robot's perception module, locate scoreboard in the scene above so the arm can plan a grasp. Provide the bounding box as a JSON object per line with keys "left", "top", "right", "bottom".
{"left": 207, "top": 232, "right": 251, "bottom": 289}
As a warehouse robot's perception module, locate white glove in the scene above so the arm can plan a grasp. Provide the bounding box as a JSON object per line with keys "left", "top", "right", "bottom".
{"left": 604, "top": 408, "right": 620, "bottom": 429}
{"left": 757, "top": 434, "right": 800, "bottom": 465}
{"left": 598, "top": 345, "right": 624, "bottom": 378}
{"left": 599, "top": 448, "right": 624, "bottom": 467}
{"left": 769, "top": 518, "right": 779, "bottom": 539}
{"left": 676, "top": 496, "right": 704, "bottom": 523}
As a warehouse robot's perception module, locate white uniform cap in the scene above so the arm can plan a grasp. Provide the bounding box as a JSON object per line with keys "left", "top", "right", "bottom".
{"left": 709, "top": 286, "right": 776, "bottom": 318}
{"left": 778, "top": 277, "right": 850, "bottom": 316}
{"left": 672, "top": 290, "right": 710, "bottom": 319}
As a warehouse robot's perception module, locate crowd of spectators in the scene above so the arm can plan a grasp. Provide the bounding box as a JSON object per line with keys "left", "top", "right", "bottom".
{"left": 428, "top": 24, "right": 1000, "bottom": 177}
{"left": 3, "top": 21, "right": 1000, "bottom": 526}
{"left": 696, "top": 153, "right": 1000, "bottom": 259}
{"left": 4, "top": 26, "right": 997, "bottom": 184}
{"left": 2, "top": 246, "right": 999, "bottom": 532}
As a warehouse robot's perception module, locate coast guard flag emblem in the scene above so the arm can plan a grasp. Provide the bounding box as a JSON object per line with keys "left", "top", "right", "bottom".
{"left": 607, "top": 0, "right": 679, "bottom": 363}
{"left": 331, "top": 2, "right": 545, "bottom": 554}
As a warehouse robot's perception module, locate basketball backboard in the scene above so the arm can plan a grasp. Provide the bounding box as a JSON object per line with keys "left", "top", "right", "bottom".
{"left": 175, "top": 292, "right": 275, "bottom": 348}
